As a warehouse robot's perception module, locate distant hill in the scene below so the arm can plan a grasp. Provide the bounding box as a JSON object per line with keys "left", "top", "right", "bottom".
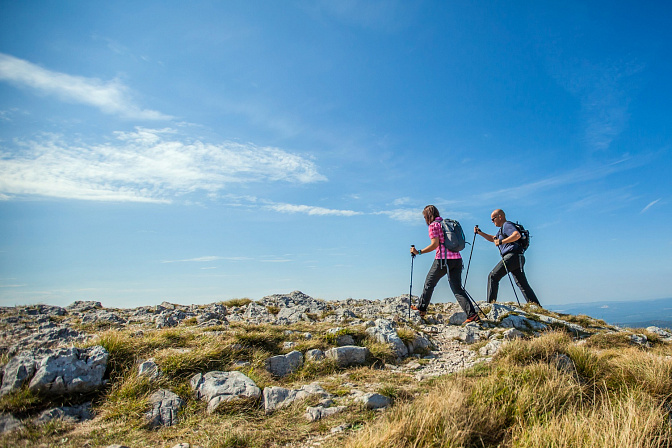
{"left": 547, "top": 297, "right": 672, "bottom": 329}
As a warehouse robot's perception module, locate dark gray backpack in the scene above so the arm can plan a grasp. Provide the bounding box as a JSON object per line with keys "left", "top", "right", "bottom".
{"left": 440, "top": 218, "right": 466, "bottom": 252}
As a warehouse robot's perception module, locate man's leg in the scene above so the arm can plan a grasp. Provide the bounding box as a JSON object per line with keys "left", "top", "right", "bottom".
{"left": 419, "top": 260, "right": 446, "bottom": 311}
{"left": 510, "top": 254, "right": 540, "bottom": 305}
{"left": 446, "top": 259, "right": 476, "bottom": 315}
{"left": 487, "top": 259, "right": 508, "bottom": 303}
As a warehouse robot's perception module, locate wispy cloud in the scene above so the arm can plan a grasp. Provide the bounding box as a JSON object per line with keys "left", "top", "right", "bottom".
{"left": 477, "top": 157, "right": 638, "bottom": 201}
{"left": 266, "top": 203, "right": 362, "bottom": 216}
{"left": 0, "top": 53, "right": 171, "bottom": 120}
{"left": 0, "top": 128, "right": 326, "bottom": 202}
{"left": 641, "top": 198, "right": 661, "bottom": 214}
{"left": 375, "top": 208, "right": 418, "bottom": 223}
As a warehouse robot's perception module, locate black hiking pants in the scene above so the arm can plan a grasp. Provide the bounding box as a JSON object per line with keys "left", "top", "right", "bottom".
{"left": 419, "top": 258, "right": 476, "bottom": 316}
{"left": 487, "top": 252, "right": 540, "bottom": 305}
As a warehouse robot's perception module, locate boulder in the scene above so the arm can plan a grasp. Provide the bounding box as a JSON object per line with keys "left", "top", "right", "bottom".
{"left": 34, "top": 403, "right": 93, "bottom": 424}
{"left": 355, "top": 392, "right": 391, "bottom": 409}
{"left": 0, "top": 350, "right": 40, "bottom": 396}
{"left": 265, "top": 351, "right": 303, "bottom": 377}
{"left": 145, "top": 389, "right": 185, "bottom": 428}
{"left": 138, "top": 359, "right": 161, "bottom": 380}
{"left": 263, "top": 383, "right": 331, "bottom": 413}
{"left": 305, "top": 349, "right": 325, "bottom": 362}
{"left": 305, "top": 405, "right": 347, "bottom": 422}
{"left": 190, "top": 371, "right": 261, "bottom": 413}
{"left": 365, "top": 319, "right": 408, "bottom": 358}
{"left": 0, "top": 412, "right": 24, "bottom": 434}
{"left": 28, "top": 346, "right": 108, "bottom": 395}
{"left": 479, "top": 339, "right": 504, "bottom": 356}
{"left": 325, "top": 346, "right": 369, "bottom": 367}
{"left": 448, "top": 311, "right": 468, "bottom": 325}
{"left": 486, "top": 303, "right": 518, "bottom": 321}
{"left": 500, "top": 314, "right": 547, "bottom": 332}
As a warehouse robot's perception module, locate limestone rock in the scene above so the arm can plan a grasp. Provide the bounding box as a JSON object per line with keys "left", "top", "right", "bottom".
{"left": 263, "top": 383, "right": 331, "bottom": 413}
{"left": 305, "top": 405, "right": 347, "bottom": 422}
{"left": 365, "top": 319, "right": 408, "bottom": 358}
{"left": 191, "top": 371, "right": 261, "bottom": 413}
{"left": 355, "top": 392, "right": 391, "bottom": 409}
{"left": 145, "top": 389, "right": 185, "bottom": 427}
{"left": 34, "top": 402, "right": 93, "bottom": 424}
{"left": 325, "top": 346, "right": 369, "bottom": 367}
{"left": 28, "top": 346, "right": 108, "bottom": 395}
{"left": 265, "top": 351, "right": 303, "bottom": 377}
{"left": 0, "top": 412, "right": 24, "bottom": 433}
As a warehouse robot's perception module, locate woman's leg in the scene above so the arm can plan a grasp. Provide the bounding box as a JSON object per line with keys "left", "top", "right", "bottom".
{"left": 447, "top": 259, "right": 476, "bottom": 316}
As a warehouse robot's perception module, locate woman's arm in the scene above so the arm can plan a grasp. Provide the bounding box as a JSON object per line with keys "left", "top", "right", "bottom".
{"left": 411, "top": 237, "right": 440, "bottom": 255}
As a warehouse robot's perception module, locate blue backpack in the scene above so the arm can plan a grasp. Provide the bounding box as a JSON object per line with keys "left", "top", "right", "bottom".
{"left": 440, "top": 218, "right": 466, "bottom": 252}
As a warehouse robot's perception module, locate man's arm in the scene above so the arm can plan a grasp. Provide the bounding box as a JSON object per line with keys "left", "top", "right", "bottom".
{"left": 474, "top": 226, "right": 495, "bottom": 242}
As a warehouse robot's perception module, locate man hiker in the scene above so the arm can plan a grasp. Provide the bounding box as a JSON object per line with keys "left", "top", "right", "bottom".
{"left": 410, "top": 205, "right": 480, "bottom": 323}
{"left": 474, "top": 209, "right": 541, "bottom": 306}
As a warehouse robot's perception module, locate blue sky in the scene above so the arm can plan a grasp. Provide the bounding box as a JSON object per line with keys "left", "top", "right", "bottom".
{"left": 1, "top": 1, "right": 670, "bottom": 309}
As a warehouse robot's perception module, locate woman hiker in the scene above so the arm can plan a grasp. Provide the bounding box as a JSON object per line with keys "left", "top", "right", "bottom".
{"left": 410, "top": 205, "right": 480, "bottom": 323}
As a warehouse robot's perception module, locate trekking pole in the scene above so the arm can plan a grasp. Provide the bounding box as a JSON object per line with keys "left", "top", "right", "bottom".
{"left": 408, "top": 245, "right": 416, "bottom": 319}
{"left": 498, "top": 245, "right": 521, "bottom": 306}
{"left": 463, "top": 229, "right": 477, "bottom": 288}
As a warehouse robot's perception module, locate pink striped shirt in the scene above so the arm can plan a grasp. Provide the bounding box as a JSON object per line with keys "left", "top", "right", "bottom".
{"left": 429, "top": 218, "right": 461, "bottom": 260}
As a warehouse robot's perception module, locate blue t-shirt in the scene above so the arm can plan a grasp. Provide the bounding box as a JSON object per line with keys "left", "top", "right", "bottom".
{"left": 496, "top": 221, "right": 522, "bottom": 255}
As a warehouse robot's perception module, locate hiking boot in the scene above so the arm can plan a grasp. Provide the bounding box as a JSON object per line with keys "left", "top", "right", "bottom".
{"left": 464, "top": 313, "right": 481, "bottom": 324}
{"left": 410, "top": 305, "right": 426, "bottom": 317}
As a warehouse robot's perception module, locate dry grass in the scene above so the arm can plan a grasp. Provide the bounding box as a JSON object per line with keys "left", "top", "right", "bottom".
{"left": 343, "top": 330, "right": 672, "bottom": 448}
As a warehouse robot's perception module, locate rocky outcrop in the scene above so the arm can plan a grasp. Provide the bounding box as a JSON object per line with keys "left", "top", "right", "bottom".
{"left": 29, "top": 346, "right": 108, "bottom": 395}
{"left": 1, "top": 346, "right": 108, "bottom": 397}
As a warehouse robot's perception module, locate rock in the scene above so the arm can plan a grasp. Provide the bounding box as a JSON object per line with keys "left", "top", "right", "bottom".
{"left": 502, "top": 328, "right": 525, "bottom": 340}
{"left": 265, "top": 351, "right": 303, "bottom": 377}
{"left": 263, "top": 383, "right": 332, "bottom": 413}
{"left": 406, "top": 334, "right": 432, "bottom": 354}
{"left": 305, "top": 405, "right": 347, "bottom": 422}
{"left": 535, "top": 314, "right": 587, "bottom": 334}
{"left": 155, "top": 313, "right": 178, "bottom": 329}
{"left": 0, "top": 350, "right": 40, "bottom": 396}
{"left": 365, "top": 319, "right": 408, "bottom": 358}
{"left": 0, "top": 412, "right": 24, "bottom": 433}
{"left": 647, "top": 326, "right": 672, "bottom": 339}
{"left": 305, "top": 349, "right": 325, "bottom": 362}
{"left": 443, "top": 326, "right": 484, "bottom": 344}
{"left": 34, "top": 402, "right": 93, "bottom": 424}
{"left": 486, "top": 303, "right": 518, "bottom": 321}
{"left": 355, "top": 392, "right": 391, "bottom": 409}
{"left": 325, "top": 346, "right": 369, "bottom": 367}
{"left": 500, "top": 314, "right": 547, "bottom": 332}
{"left": 145, "top": 389, "right": 185, "bottom": 428}
{"left": 81, "top": 311, "right": 126, "bottom": 325}
{"left": 191, "top": 371, "right": 261, "bottom": 413}
{"left": 28, "top": 346, "right": 108, "bottom": 395}
{"left": 138, "top": 359, "right": 160, "bottom": 380}
{"left": 283, "top": 341, "right": 297, "bottom": 350}
{"left": 630, "top": 333, "right": 649, "bottom": 347}
{"left": 479, "top": 339, "right": 504, "bottom": 356}
{"left": 448, "top": 311, "right": 468, "bottom": 325}
{"left": 66, "top": 301, "right": 102, "bottom": 312}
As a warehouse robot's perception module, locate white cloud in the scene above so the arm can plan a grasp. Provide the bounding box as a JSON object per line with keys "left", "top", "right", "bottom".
{"left": 0, "top": 53, "right": 171, "bottom": 120}
{"left": 0, "top": 128, "right": 327, "bottom": 202}
{"left": 641, "top": 199, "right": 661, "bottom": 214}
{"left": 375, "top": 209, "right": 419, "bottom": 223}
{"left": 267, "top": 203, "right": 362, "bottom": 216}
